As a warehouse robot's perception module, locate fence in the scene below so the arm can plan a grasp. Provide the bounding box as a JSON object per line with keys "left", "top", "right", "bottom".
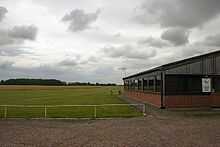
{"left": 0, "top": 104, "right": 146, "bottom": 119}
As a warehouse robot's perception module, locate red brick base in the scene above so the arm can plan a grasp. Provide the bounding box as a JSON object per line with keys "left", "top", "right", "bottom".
{"left": 124, "top": 91, "right": 220, "bottom": 108}
{"left": 123, "top": 91, "right": 161, "bottom": 108}
{"left": 165, "top": 93, "right": 220, "bottom": 108}
{"left": 165, "top": 95, "right": 210, "bottom": 108}
{"left": 211, "top": 93, "right": 220, "bottom": 107}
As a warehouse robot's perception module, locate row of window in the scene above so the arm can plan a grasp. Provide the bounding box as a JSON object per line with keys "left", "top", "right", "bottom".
{"left": 165, "top": 75, "right": 220, "bottom": 95}
{"left": 124, "top": 75, "right": 161, "bottom": 92}
{"left": 124, "top": 75, "right": 220, "bottom": 95}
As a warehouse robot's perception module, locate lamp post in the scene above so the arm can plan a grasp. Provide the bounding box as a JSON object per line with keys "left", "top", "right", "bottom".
{"left": 118, "top": 67, "right": 127, "bottom": 78}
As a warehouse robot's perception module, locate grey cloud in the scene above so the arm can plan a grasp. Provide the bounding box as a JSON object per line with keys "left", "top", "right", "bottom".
{"left": 59, "top": 55, "right": 99, "bottom": 67}
{"left": 94, "top": 66, "right": 115, "bottom": 76}
{"left": 0, "top": 25, "right": 38, "bottom": 57}
{"left": 176, "top": 47, "right": 217, "bottom": 60}
{"left": 59, "top": 59, "right": 78, "bottom": 67}
{"left": 80, "top": 56, "right": 99, "bottom": 65}
{"left": 87, "top": 56, "right": 98, "bottom": 62}
{"left": 8, "top": 25, "right": 38, "bottom": 40}
{"left": 161, "top": 28, "right": 189, "bottom": 46}
{"left": 0, "top": 64, "right": 64, "bottom": 80}
{"left": 103, "top": 44, "right": 157, "bottom": 59}
{"left": 123, "top": 47, "right": 212, "bottom": 72}
{"left": 181, "top": 48, "right": 206, "bottom": 58}
{"left": 0, "top": 61, "right": 13, "bottom": 69}
{"left": 136, "top": 0, "right": 220, "bottom": 28}
{"left": 113, "top": 33, "right": 121, "bottom": 38}
{"left": 200, "top": 34, "right": 220, "bottom": 47}
{"left": 33, "top": 65, "right": 64, "bottom": 76}
{"left": 0, "top": 46, "right": 30, "bottom": 56}
{"left": 0, "top": 6, "right": 7, "bottom": 22}
{"left": 0, "top": 30, "right": 14, "bottom": 45}
{"left": 0, "top": 25, "right": 38, "bottom": 46}
{"left": 0, "top": 48, "right": 24, "bottom": 56}
{"left": 138, "top": 37, "right": 170, "bottom": 48}
{"left": 0, "top": 62, "right": 120, "bottom": 83}
{"left": 62, "top": 9, "right": 100, "bottom": 32}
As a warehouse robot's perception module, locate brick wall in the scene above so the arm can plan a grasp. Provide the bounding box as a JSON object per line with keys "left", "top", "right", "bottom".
{"left": 123, "top": 91, "right": 161, "bottom": 108}
{"left": 124, "top": 90, "right": 220, "bottom": 108}
{"left": 210, "top": 93, "right": 220, "bottom": 107}
{"left": 124, "top": 91, "right": 220, "bottom": 108}
{"left": 165, "top": 93, "right": 220, "bottom": 108}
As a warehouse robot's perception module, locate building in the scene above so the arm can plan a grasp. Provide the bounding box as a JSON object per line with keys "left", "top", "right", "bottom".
{"left": 123, "top": 50, "right": 220, "bottom": 108}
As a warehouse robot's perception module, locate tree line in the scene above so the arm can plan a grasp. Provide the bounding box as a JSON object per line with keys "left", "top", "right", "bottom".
{"left": 0, "top": 78, "right": 117, "bottom": 86}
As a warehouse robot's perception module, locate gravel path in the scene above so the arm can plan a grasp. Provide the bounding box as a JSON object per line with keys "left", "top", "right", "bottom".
{"left": 0, "top": 115, "right": 220, "bottom": 147}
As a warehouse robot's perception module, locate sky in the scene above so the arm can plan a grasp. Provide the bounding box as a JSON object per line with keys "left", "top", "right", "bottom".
{"left": 0, "top": 0, "right": 220, "bottom": 84}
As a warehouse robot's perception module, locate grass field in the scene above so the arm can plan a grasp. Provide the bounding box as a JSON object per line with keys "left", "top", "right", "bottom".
{"left": 0, "top": 86, "right": 142, "bottom": 118}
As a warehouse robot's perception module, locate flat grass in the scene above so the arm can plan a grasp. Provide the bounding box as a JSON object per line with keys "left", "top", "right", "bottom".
{"left": 0, "top": 85, "right": 142, "bottom": 118}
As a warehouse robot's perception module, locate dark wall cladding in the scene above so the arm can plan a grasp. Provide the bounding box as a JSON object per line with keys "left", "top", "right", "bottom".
{"left": 165, "top": 75, "right": 202, "bottom": 95}
{"left": 165, "top": 62, "right": 200, "bottom": 74}
{"left": 203, "top": 57, "right": 214, "bottom": 74}
{"left": 216, "top": 55, "right": 220, "bottom": 73}
{"left": 189, "top": 61, "right": 202, "bottom": 74}
{"left": 165, "top": 53, "right": 220, "bottom": 75}
{"left": 165, "top": 75, "right": 220, "bottom": 95}
{"left": 213, "top": 77, "right": 220, "bottom": 92}
{"left": 123, "top": 71, "right": 161, "bottom": 82}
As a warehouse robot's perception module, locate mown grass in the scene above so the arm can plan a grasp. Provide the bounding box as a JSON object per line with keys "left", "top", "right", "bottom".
{"left": 0, "top": 86, "right": 142, "bottom": 118}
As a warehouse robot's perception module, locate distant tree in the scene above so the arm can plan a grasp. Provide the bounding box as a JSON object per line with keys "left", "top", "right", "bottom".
{"left": 67, "top": 81, "right": 116, "bottom": 86}
{"left": 0, "top": 80, "right": 4, "bottom": 85}
{"left": 2, "top": 78, "right": 66, "bottom": 86}
{"left": 1, "top": 78, "right": 117, "bottom": 86}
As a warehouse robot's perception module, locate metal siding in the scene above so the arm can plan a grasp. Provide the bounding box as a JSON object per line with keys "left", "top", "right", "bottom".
{"left": 189, "top": 61, "right": 202, "bottom": 74}
{"left": 203, "top": 57, "right": 213, "bottom": 74}
{"left": 213, "top": 77, "right": 220, "bottom": 92}
{"left": 129, "top": 71, "right": 161, "bottom": 80}
{"left": 165, "top": 55, "right": 219, "bottom": 75}
{"left": 216, "top": 55, "right": 220, "bottom": 74}
{"left": 166, "top": 65, "right": 188, "bottom": 74}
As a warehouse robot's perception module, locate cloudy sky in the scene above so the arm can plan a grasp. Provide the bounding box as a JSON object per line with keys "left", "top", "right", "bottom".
{"left": 0, "top": 0, "right": 220, "bottom": 83}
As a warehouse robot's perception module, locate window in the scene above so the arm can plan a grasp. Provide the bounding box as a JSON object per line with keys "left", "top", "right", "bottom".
{"left": 126, "top": 74, "right": 161, "bottom": 93}
{"left": 131, "top": 80, "right": 135, "bottom": 90}
{"left": 165, "top": 75, "right": 203, "bottom": 95}
{"left": 138, "top": 79, "right": 142, "bottom": 90}
{"left": 143, "top": 79, "right": 148, "bottom": 91}
{"left": 128, "top": 80, "right": 134, "bottom": 90}
{"left": 155, "top": 75, "right": 161, "bottom": 92}
{"left": 134, "top": 80, "right": 138, "bottom": 90}
{"left": 213, "top": 77, "right": 220, "bottom": 92}
{"left": 148, "top": 79, "right": 154, "bottom": 91}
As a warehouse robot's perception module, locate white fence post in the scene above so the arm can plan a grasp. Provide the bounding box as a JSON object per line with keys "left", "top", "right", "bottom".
{"left": 44, "top": 105, "right": 47, "bottom": 119}
{"left": 4, "top": 105, "right": 7, "bottom": 119}
{"left": 142, "top": 104, "right": 146, "bottom": 116}
{"left": 0, "top": 104, "right": 144, "bottom": 119}
{"left": 94, "top": 105, "right": 97, "bottom": 118}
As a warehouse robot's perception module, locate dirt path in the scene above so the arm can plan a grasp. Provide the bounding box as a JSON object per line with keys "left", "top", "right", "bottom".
{"left": 0, "top": 115, "right": 220, "bottom": 147}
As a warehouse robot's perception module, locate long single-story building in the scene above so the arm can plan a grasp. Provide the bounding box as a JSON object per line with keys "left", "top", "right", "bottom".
{"left": 123, "top": 50, "right": 220, "bottom": 108}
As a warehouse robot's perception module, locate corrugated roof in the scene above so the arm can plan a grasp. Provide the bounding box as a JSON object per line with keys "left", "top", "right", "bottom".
{"left": 123, "top": 49, "right": 220, "bottom": 80}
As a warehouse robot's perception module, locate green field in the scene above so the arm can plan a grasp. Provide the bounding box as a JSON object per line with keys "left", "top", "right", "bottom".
{"left": 0, "top": 86, "right": 142, "bottom": 118}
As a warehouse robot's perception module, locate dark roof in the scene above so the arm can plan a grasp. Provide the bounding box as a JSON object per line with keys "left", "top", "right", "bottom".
{"left": 123, "top": 49, "right": 220, "bottom": 80}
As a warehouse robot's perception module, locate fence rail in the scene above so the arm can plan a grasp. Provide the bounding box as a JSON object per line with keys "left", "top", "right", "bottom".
{"left": 0, "top": 104, "right": 146, "bottom": 119}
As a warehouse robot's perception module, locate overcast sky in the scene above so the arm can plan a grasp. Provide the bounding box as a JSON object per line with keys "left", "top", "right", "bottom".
{"left": 0, "top": 0, "right": 220, "bottom": 83}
